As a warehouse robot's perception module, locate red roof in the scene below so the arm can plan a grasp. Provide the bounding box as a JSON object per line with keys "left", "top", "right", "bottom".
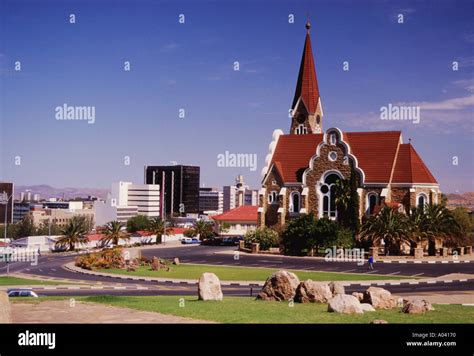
{"left": 167, "top": 227, "right": 188, "bottom": 235}
{"left": 271, "top": 134, "right": 323, "bottom": 182}
{"left": 134, "top": 230, "right": 153, "bottom": 237}
{"left": 392, "top": 144, "right": 437, "bottom": 184}
{"left": 0, "top": 241, "right": 8, "bottom": 247}
{"left": 344, "top": 131, "right": 401, "bottom": 183}
{"left": 268, "top": 131, "right": 437, "bottom": 185}
{"left": 212, "top": 206, "right": 258, "bottom": 222}
{"left": 292, "top": 31, "right": 320, "bottom": 114}
{"left": 87, "top": 233, "right": 105, "bottom": 241}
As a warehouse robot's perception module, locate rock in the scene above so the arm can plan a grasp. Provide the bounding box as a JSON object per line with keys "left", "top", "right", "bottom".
{"left": 198, "top": 273, "right": 223, "bottom": 301}
{"left": 352, "top": 292, "right": 364, "bottom": 302}
{"left": 329, "top": 281, "right": 345, "bottom": 296}
{"left": 173, "top": 257, "right": 180, "bottom": 265}
{"left": 327, "top": 294, "right": 363, "bottom": 314}
{"left": 363, "top": 287, "right": 396, "bottom": 309}
{"left": 0, "top": 291, "right": 12, "bottom": 323}
{"left": 151, "top": 256, "right": 160, "bottom": 271}
{"left": 397, "top": 297, "right": 409, "bottom": 308}
{"left": 294, "top": 280, "right": 332, "bottom": 303}
{"left": 370, "top": 319, "right": 388, "bottom": 324}
{"left": 402, "top": 299, "right": 434, "bottom": 314}
{"left": 257, "top": 270, "right": 300, "bottom": 301}
{"left": 360, "top": 303, "right": 376, "bottom": 312}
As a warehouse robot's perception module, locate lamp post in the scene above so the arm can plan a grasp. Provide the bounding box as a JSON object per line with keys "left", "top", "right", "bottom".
{"left": 0, "top": 191, "right": 12, "bottom": 243}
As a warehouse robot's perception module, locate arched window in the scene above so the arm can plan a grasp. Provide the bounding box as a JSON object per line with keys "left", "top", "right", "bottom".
{"left": 295, "top": 124, "right": 307, "bottom": 135}
{"left": 367, "top": 193, "right": 378, "bottom": 215}
{"left": 417, "top": 193, "right": 427, "bottom": 208}
{"left": 289, "top": 192, "right": 301, "bottom": 213}
{"left": 320, "top": 173, "right": 340, "bottom": 218}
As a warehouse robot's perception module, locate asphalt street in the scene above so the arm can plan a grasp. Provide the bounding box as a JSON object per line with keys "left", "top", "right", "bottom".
{"left": 1, "top": 245, "right": 473, "bottom": 297}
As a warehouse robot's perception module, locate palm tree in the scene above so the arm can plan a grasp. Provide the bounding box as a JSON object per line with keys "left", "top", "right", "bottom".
{"left": 360, "top": 206, "right": 410, "bottom": 255}
{"left": 147, "top": 217, "right": 171, "bottom": 244}
{"left": 55, "top": 216, "right": 89, "bottom": 251}
{"left": 192, "top": 220, "right": 214, "bottom": 240}
{"left": 100, "top": 220, "right": 129, "bottom": 247}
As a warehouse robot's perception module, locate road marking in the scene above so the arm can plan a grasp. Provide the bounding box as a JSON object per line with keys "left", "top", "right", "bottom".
{"left": 414, "top": 261, "right": 422, "bottom": 264}
{"left": 428, "top": 261, "right": 436, "bottom": 264}
{"left": 382, "top": 260, "right": 392, "bottom": 263}
{"left": 411, "top": 273, "right": 424, "bottom": 277}
{"left": 259, "top": 260, "right": 284, "bottom": 263}
{"left": 389, "top": 282, "right": 400, "bottom": 285}
{"left": 444, "top": 280, "right": 453, "bottom": 283}
{"left": 398, "top": 261, "right": 407, "bottom": 264}
{"left": 453, "top": 261, "right": 460, "bottom": 264}
{"left": 341, "top": 269, "right": 356, "bottom": 273}
{"left": 388, "top": 271, "right": 401, "bottom": 275}
{"left": 427, "top": 281, "right": 436, "bottom": 284}
{"left": 365, "top": 270, "right": 378, "bottom": 274}
{"left": 441, "top": 261, "right": 448, "bottom": 264}
{"left": 408, "top": 281, "right": 419, "bottom": 285}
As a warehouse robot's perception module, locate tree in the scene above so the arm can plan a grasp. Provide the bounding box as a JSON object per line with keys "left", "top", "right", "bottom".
{"left": 451, "top": 207, "right": 473, "bottom": 244}
{"left": 16, "top": 215, "right": 36, "bottom": 238}
{"left": 147, "top": 217, "right": 171, "bottom": 244}
{"left": 36, "top": 220, "right": 61, "bottom": 236}
{"left": 55, "top": 216, "right": 89, "bottom": 251}
{"left": 100, "top": 220, "right": 129, "bottom": 246}
{"left": 360, "top": 206, "right": 410, "bottom": 255}
{"left": 126, "top": 215, "right": 150, "bottom": 233}
{"left": 334, "top": 167, "right": 360, "bottom": 233}
{"left": 192, "top": 220, "right": 214, "bottom": 240}
{"left": 244, "top": 227, "right": 279, "bottom": 251}
{"left": 281, "top": 213, "right": 318, "bottom": 256}
{"left": 218, "top": 222, "right": 231, "bottom": 235}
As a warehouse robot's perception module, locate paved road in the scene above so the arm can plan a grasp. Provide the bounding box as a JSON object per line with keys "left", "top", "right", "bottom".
{"left": 1, "top": 245, "right": 473, "bottom": 297}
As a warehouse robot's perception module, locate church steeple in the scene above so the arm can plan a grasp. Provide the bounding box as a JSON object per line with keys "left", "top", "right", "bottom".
{"left": 290, "top": 21, "right": 323, "bottom": 135}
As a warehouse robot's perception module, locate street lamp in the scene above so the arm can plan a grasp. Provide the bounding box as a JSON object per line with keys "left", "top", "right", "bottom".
{"left": 0, "top": 191, "right": 13, "bottom": 243}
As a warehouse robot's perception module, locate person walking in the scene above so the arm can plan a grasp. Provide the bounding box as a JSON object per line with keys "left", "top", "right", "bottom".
{"left": 368, "top": 255, "right": 374, "bottom": 270}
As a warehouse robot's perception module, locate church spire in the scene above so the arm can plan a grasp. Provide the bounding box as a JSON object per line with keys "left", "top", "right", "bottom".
{"left": 290, "top": 20, "right": 323, "bottom": 135}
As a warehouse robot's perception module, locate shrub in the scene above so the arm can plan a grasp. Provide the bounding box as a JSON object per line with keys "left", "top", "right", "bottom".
{"left": 244, "top": 227, "right": 279, "bottom": 251}
{"left": 75, "top": 248, "right": 124, "bottom": 270}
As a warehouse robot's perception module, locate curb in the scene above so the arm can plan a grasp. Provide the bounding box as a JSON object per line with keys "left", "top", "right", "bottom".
{"left": 63, "top": 262, "right": 474, "bottom": 288}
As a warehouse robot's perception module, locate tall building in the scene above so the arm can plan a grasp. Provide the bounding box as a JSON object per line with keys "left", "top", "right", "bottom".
{"left": 13, "top": 202, "right": 31, "bottom": 223}
{"left": 258, "top": 22, "right": 440, "bottom": 229}
{"left": 0, "top": 182, "right": 14, "bottom": 225}
{"left": 199, "top": 187, "right": 223, "bottom": 214}
{"left": 145, "top": 165, "right": 200, "bottom": 217}
{"left": 223, "top": 175, "right": 258, "bottom": 212}
{"left": 94, "top": 181, "right": 160, "bottom": 226}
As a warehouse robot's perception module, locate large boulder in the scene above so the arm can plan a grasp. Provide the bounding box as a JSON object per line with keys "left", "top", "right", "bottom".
{"left": 327, "top": 294, "right": 363, "bottom": 314}
{"left": 352, "top": 292, "right": 364, "bottom": 302}
{"left": 0, "top": 291, "right": 12, "bottom": 323}
{"left": 198, "top": 273, "right": 223, "bottom": 301}
{"left": 294, "top": 280, "right": 332, "bottom": 303}
{"left": 363, "top": 287, "right": 396, "bottom": 309}
{"left": 257, "top": 270, "right": 300, "bottom": 301}
{"left": 402, "top": 299, "right": 434, "bottom": 314}
{"left": 329, "top": 281, "right": 345, "bottom": 296}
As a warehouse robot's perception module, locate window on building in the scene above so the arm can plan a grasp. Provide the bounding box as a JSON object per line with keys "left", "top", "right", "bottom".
{"left": 268, "top": 191, "right": 278, "bottom": 204}
{"left": 320, "top": 173, "right": 340, "bottom": 218}
{"left": 289, "top": 192, "right": 301, "bottom": 213}
{"left": 368, "top": 193, "right": 378, "bottom": 215}
{"left": 329, "top": 133, "right": 337, "bottom": 145}
{"left": 417, "top": 193, "right": 427, "bottom": 208}
{"left": 295, "top": 124, "right": 307, "bottom": 135}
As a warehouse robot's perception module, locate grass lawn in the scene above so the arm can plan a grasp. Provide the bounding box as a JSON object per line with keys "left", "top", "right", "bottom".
{"left": 82, "top": 295, "right": 474, "bottom": 323}
{"left": 97, "top": 264, "right": 411, "bottom": 281}
{"left": 0, "top": 276, "right": 62, "bottom": 286}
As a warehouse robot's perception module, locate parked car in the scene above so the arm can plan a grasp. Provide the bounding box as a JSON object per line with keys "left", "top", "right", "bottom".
{"left": 201, "top": 237, "right": 222, "bottom": 246}
{"left": 220, "top": 236, "right": 244, "bottom": 246}
{"left": 180, "top": 237, "right": 201, "bottom": 245}
{"left": 7, "top": 289, "right": 39, "bottom": 298}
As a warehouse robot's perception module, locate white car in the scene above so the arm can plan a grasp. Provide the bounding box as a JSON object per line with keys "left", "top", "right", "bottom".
{"left": 8, "top": 289, "right": 39, "bottom": 298}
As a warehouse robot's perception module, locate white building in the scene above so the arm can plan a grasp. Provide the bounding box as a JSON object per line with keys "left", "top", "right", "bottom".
{"left": 94, "top": 181, "right": 160, "bottom": 226}
{"left": 223, "top": 175, "right": 258, "bottom": 212}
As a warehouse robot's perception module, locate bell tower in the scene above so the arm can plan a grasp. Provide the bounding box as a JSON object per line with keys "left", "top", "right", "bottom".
{"left": 290, "top": 21, "right": 323, "bottom": 135}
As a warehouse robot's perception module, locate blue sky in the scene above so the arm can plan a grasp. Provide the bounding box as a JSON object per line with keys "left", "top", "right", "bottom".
{"left": 1, "top": 0, "right": 473, "bottom": 193}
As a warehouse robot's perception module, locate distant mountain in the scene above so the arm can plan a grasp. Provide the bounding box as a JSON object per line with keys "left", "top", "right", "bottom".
{"left": 446, "top": 192, "right": 474, "bottom": 211}
{"left": 14, "top": 185, "right": 109, "bottom": 200}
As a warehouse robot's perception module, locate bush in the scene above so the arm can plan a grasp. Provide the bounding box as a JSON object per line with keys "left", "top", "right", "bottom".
{"left": 126, "top": 215, "right": 150, "bottom": 233}
{"left": 281, "top": 214, "right": 318, "bottom": 255}
{"left": 244, "top": 227, "right": 279, "bottom": 251}
{"left": 75, "top": 248, "right": 124, "bottom": 270}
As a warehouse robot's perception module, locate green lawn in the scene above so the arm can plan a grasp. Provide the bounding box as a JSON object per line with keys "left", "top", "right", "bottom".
{"left": 0, "top": 276, "right": 61, "bottom": 286}
{"left": 97, "top": 264, "right": 411, "bottom": 281}
{"left": 82, "top": 295, "right": 474, "bottom": 323}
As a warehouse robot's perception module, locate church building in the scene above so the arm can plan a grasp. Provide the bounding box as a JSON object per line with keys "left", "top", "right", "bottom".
{"left": 258, "top": 22, "right": 440, "bottom": 229}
